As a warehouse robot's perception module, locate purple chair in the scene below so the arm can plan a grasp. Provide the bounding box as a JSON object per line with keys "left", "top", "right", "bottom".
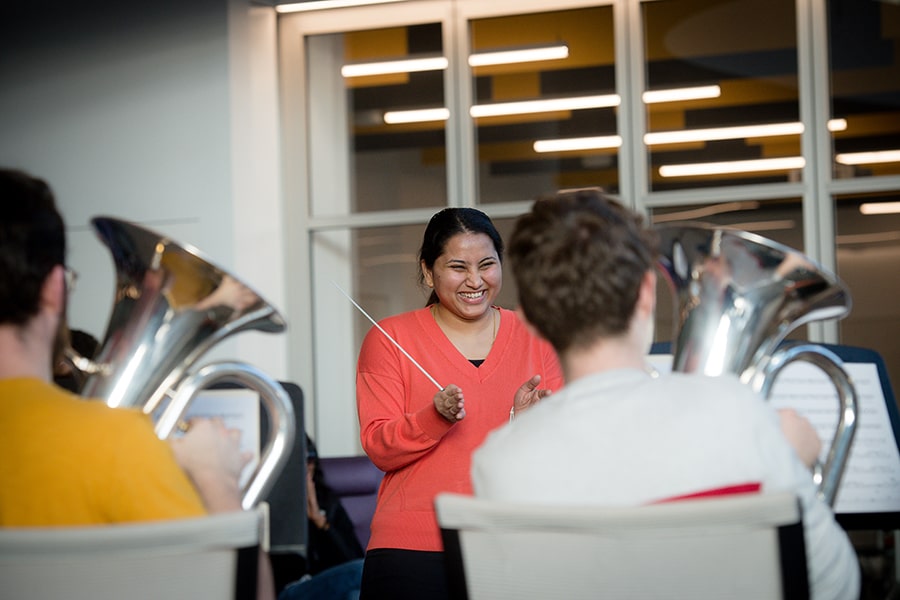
{"left": 318, "top": 455, "right": 384, "bottom": 550}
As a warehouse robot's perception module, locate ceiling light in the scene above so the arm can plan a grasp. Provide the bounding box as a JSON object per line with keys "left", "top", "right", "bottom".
{"left": 646, "top": 122, "right": 804, "bottom": 146}
{"left": 658, "top": 156, "right": 805, "bottom": 177}
{"left": 342, "top": 56, "right": 448, "bottom": 78}
{"left": 642, "top": 85, "right": 721, "bottom": 104}
{"left": 343, "top": 44, "right": 568, "bottom": 79}
{"left": 828, "top": 118, "right": 848, "bottom": 132}
{"left": 859, "top": 201, "right": 900, "bottom": 215}
{"left": 275, "top": 0, "right": 406, "bottom": 12}
{"left": 383, "top": 108, "right": 450, "bottom": 124}
{"left": 835, "top": 149, "right": 900, "bottom": 165}
{"left": 471, "top": 94, "right": 620, "bottom": 118}
{"left": 468, "top": 44, "right": 569, "bottom": 67}
{"left": 533, "top": 136, "right": 622, "bottom": 153}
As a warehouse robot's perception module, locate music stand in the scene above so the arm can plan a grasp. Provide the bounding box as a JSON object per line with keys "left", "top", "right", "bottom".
{"left": 649, "top": 342, "right": 900, "bottom": 530}
{"left": 206, "top": 380, "right": 308, "bottom": 553}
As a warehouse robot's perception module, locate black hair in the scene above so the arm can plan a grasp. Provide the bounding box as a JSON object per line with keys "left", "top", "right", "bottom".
{"left": 0, "top": 169, "right": 66, "bottom": 325}
{"left": 417, "top": 207, "right": 503, "bottom": 306}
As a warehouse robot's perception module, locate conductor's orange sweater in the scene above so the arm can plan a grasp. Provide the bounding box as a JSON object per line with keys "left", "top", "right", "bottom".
{"left": 356, "top": 306, "right": 563, "bottom": 551}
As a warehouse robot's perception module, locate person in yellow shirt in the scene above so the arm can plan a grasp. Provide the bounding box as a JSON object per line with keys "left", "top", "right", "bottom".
{"left": 0, "top": 168, "right": 277, "bottom": 599}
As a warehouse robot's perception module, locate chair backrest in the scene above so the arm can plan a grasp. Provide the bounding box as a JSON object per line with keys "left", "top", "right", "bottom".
{"left": 0, "top": 508, "right": 263, "bottom": 600}
{"left": 318, "top": 455, "right": 384, "bottom": 549}
{"left": 436, "top": 491, "right": 809, "bottom": 600}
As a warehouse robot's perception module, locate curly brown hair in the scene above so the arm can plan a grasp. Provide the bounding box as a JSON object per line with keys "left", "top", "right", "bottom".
{"left": 508, "top": 188, "right": 658, "bottom": 355}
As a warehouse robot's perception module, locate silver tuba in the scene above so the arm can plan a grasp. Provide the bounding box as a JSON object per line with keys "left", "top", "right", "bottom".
{"left": 655, "top": 223, "right": 857, "bottom": 506}
{"left": 75, "top": 217, "right": 296, "bottom": 510}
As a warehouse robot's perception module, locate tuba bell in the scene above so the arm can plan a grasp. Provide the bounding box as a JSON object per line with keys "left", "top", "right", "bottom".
{"left": 655, "top": 223, "right": 857, "bottom": 506}
{"left": 74, "top": 217, "right": 296, "bottom": 510}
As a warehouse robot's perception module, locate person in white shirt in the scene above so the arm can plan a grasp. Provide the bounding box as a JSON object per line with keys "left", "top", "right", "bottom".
{"left": 471, "top": 188, "right": 860, "bottom": 600}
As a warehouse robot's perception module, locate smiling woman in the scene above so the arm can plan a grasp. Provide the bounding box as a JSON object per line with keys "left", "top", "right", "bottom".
{"left": 353, "top": 206, "right": 564, "bottom": 600}
{"left": 419, "top": 210, "right": 503, "bottom": 362}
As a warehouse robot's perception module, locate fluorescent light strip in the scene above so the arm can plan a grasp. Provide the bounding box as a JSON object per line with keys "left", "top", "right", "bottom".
{"left": 646, "top": 122, "right": 804, "bottom": 145}
{"left": 645, "top": 119, "right": 847, "bottom": 146}
{"left": 835, "top": 149, "right": 900, "bottom": 165}
{"left": 468, "top": 44, "right": 569, "bottom": 67}
{"left": 383, "top": 108, "right": 450, "bottom": 124}
{"left": 642, "top": 85, "right": 721, "bottom": 104}
{"left": 382, "top": 86, "right": 842, "bottom": 128}
{"left": 345, "top": 45, "right": 568, "bottom": 79}
{"left": 342, "top": 56, "right": 448, "bottom": 78}
{"left": 533, "top": 135, "right": 622, "bottom": 153}
{"left": 471, "top": 94, "right": 620, "bottom": 118}
{"left": 658, "top": 156, "right": 805, "bottom": 177}
{"left": 276, "top": 0, "right": 405, "bottom": 13}
{"left": 384, "top": 94, "right": 621, "bottom": 123}
{"left": 859, "top": 201, "right": 900, "bottom": 215}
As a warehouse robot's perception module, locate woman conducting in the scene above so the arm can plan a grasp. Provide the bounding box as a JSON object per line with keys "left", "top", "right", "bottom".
{"left": 355, "top": 207, "right": 564, "bottom": 599}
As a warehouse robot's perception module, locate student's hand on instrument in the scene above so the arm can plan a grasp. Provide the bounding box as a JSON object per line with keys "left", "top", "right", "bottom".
{"left": 169, "top": 418, "right": 252, "bottom": 512}
{"left": 435, "top": 384, "right": 465, "bottom": 422}
{"left": 512, "top": 374, "right": 551, "bottom": 417}
{"left": 777, "top": 408, "right": 822, "bottom": 470}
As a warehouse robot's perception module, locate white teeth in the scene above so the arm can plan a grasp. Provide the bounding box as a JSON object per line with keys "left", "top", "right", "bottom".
{"left": 460, "top": 291, "right": 484, "bottom": 299}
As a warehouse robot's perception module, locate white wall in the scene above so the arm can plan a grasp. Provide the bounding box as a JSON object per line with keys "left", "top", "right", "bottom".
{"left": 0, "top": 1, "right": 288, "bottom": 380}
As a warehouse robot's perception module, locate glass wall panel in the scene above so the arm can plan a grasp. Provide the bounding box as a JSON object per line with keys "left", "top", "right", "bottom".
{"left": 649, "top": 199, "right": 804, "bottom": 345}
{"left": 308, "top": 23, "right": 449, "bottom": 215}
{"left": 828, "top": 0, "right": 900, "bottom": 179}
{"left": 468, "top": 6, "right": 619, "bottom": 203}
{"left": 835, "top": 191, "right": 900, "bottom": 397}
{"left": 642, "top": 0, "right": 802, "bottom": 191}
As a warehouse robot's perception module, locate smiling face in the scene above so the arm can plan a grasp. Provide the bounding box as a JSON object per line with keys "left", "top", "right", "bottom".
{"left": 422, "top": 232, "right": 502, "bottom": 324}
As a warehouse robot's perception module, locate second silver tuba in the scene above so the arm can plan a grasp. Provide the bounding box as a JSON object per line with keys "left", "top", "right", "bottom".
{"left": 75, "top": 217, "right": 296, "bottom": 510}
{"left": 655, "top": 223, "right": 857, "bottom": 506}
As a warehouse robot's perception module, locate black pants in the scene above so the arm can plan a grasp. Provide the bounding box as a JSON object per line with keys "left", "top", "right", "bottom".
{"left": 359, "top": 548, "right": 450, "bottom": 600}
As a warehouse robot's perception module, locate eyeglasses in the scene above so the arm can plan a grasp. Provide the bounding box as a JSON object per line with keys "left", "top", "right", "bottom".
{"left": 64, "top": 266, "right": 79, "bottom": 294}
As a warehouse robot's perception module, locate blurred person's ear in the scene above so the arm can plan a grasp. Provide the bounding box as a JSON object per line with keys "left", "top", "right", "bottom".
{"left": 636, "top": 270, "right": 657, "bottom": 319}
{"left": 41, "top": 265, "right": 67, "bottom": 316}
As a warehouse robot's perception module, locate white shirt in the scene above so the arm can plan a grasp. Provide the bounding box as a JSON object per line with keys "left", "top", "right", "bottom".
{"left": 472, "top": 369, "right": 860, "bottom": 600}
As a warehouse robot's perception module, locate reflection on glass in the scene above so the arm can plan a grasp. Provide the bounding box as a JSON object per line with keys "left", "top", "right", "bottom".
{"left": 468, "top": 6, "right": 619, "bottom": 203}
{"left": 828, "top": 0, "right": 900, "bottom": 179}
{"left": 312, "top": 23, "right": 449, "bottom": 215}
{"left": 642, "top": 0, "right": 801, "bottom": 191}
{"left": 835, "top": 192, "right": 900, "bottom": 394}
{"left": 649, "top": 198, "right": 803, "bottom": 343}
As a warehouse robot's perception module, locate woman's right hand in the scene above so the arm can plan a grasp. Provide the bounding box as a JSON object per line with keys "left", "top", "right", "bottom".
{"left": 434, "top": 384, "right": 465, "bottom": 422}
{"left": 777, "top": 408, "right": 822, "bottom": 470}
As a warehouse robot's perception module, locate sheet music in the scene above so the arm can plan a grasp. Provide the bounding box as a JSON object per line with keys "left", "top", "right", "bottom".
{"left": 768, "top": 361, "right": 900, "bottom": 514}
{"left": 646, "top": 355, "right": 900, "bottom": 514}
{"left": 183, "top": 388, "right": 261, "bottom": 488}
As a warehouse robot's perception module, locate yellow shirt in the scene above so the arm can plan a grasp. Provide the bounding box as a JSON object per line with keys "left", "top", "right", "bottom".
{"left": 0, "top": 378, "right": 206, "bottom": 526}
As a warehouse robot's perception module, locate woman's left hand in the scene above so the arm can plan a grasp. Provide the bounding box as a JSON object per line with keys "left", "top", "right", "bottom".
{"left": 512, "top": 374, "right": 551, "bottom": 417}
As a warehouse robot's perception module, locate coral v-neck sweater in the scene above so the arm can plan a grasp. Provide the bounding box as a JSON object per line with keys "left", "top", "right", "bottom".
{"left": 356, "top": 306, "right": 563, "bottom": 552}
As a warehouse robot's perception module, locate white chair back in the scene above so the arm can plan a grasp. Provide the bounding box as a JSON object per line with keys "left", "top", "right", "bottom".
{"left": 436, "top": 491, "right": 809, "bottom": 600}
{"left": 0, "top": 508, "right": 263, "bottom": 600}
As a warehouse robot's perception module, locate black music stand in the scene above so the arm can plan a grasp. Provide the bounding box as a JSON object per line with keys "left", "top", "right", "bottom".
{"left": 209, "top": 380, "right": 308, "bottom": 554}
